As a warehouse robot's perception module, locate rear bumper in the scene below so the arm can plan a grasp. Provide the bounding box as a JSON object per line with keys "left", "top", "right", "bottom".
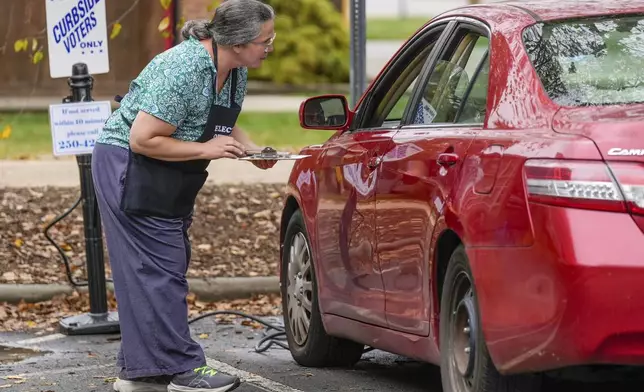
{"left": 468, "top": 204, "right": 644, "bottom": 374}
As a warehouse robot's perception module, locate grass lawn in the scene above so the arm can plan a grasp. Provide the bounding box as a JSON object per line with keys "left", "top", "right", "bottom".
{"left": 0, "top": 111, "right": 335, "bottom": 160}
{"left": 367, "top": 17, "right": 430, "bottom": 41}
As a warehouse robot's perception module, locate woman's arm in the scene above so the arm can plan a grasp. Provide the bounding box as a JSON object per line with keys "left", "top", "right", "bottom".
{"left": 130, "top": 111, "right": 245, "bottom": 161}
{"left": 129, "top": 111, "right": 210, "bottom": 161}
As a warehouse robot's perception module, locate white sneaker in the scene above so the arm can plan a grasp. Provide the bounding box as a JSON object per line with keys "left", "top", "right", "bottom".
{"left": 113, "top": 376, "right": 171, "bottom": 392}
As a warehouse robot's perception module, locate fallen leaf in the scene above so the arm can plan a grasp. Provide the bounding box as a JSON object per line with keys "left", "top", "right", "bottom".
{"left": 13, "top": 38, "right": 28, "bottom": 52}
{"left": 0, "top": 125, "right": 11, "bottom": 139}
{"left": 110, "top": 23, "right": 122, "bottom": 40}
{"left": 2, "top": 272, "right": 16, "bottom": 281}
{"left": 158, "top": 16, "right": 170, "bottom": 32}
{"left": 31, "top": 38, "right": 38, "bottom": 51}
{"left": 235, "top": 207, "right": 249, "bottom": 215}
{"left": 3, "top": 376, "right": 26, "bottom": 380}
{"left": 253, "top": 210, "right": 272, "bottom": 219}
{"left": 175, "top": 16, "right": 186, "bottom": 30}
{"left": 198, "top": 333, "right": 209, "bottom": 339}
{"left": 14, "top": 238, "right": 23, "bottom": 248}
{"left": 32, "top": 50, "right": 44, "bottom": 65}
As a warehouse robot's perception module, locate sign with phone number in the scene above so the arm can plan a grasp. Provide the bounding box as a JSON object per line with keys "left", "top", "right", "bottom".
{"left": 49, "top": 100, "right": 112, "bottom": 156}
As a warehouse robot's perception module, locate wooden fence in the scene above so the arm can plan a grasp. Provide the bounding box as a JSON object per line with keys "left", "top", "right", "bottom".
{"left": 0, "top": 0, "right": 168, "bottom": 100}
{"left": 0, "top": 0, "right": 345, "bottom": 102}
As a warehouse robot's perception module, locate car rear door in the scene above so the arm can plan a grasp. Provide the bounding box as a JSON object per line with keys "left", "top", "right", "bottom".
{"left": 374, "top": 20, "right": 492, "bottom": 336}
{"left": 314, "top": 20, "right": 452, "bottom": 327}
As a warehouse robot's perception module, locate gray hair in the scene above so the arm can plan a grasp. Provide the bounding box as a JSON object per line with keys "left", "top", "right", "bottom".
{"left": 180, "top": 0, "right": 275, "bottom": 46}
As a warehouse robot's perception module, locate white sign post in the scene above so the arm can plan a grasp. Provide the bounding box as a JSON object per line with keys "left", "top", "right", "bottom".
{"left": 49, "top": 101, "right": 112, "bottom": 156}
{"left": 45, "top": 0, "right": 110, "bottom": 78}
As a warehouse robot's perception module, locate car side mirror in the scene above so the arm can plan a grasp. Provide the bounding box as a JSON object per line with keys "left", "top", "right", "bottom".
{"left": 299, "top": 95, "right": 350, "bottom": 130}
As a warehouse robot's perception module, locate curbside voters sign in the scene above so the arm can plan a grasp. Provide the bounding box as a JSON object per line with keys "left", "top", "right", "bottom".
{"left": 45, "top": 0, "right": 110, "bottom": 78}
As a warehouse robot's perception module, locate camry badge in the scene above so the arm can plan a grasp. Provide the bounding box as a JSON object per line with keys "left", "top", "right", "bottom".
{"left": 607, "top": 148, "right": 644, "bottom": 156}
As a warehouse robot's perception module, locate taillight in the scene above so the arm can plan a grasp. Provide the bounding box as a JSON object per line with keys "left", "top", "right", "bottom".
{"left": 523, "top": 159, "right": 631, "bottom": 213}
{"left": 607, "top": 162, "right": 644, "bottom": 216}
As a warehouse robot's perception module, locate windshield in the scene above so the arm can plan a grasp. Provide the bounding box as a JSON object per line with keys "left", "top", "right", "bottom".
{"left": 523, "top": 15, "right": 644, "bottom": 107}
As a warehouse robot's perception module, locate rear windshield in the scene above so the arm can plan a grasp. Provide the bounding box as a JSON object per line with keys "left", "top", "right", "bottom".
{"left": 523, "top": 15, "right": 644, "bottom": 106}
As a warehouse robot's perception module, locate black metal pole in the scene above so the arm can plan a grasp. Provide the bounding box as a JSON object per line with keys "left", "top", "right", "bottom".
{"left": 350, "top": 0, "right": 366, "bottom": 108}
{"left": 59, "top": 63, "right": 120, "bottom": 335}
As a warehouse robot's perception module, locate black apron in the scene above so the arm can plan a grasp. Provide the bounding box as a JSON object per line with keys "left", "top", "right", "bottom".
{"left": 117, "top": 40, "right": 241, "bottom": 219}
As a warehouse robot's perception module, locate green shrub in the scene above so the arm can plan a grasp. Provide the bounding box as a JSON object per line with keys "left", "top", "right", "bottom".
{"left": 249, "top": 0, "right": 350, "bottom": 85}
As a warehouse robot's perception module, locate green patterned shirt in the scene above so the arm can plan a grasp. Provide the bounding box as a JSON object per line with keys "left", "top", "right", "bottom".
{"left": 97, "top": 36, "right": 248, "bottom": 149}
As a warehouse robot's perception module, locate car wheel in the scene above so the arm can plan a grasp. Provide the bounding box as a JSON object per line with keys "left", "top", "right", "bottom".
{"left": 281, "top": 209, "right": 364, "bottom": 367}
{"left": 439, "top": 245, "right": 542, "bottom": 392}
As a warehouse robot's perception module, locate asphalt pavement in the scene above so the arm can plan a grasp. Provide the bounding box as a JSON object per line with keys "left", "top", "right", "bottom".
{"left": 2, "top": 316, "right": 643, "bottom": 392}
{"left": 0, "top": 316, "right": 442, "bottom": 392}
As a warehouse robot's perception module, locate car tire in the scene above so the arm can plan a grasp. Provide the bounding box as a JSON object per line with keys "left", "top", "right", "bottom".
{"left": 439, "top": 245, "right": 542, "bottom": 392}
{"left": 281, "top": 209, "right": 364, "bottom": 368}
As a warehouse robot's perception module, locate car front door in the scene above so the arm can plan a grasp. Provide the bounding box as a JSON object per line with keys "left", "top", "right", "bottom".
{"left": 314, "top": 21, "right": 452, "bottom": 327}
{"left": 375, "top": 20, "right": 492, "bottom": 336}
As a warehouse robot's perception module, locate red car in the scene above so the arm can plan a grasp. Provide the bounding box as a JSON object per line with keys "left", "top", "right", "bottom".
{"left": 278, "top": 1, "right": 644, "bottom": 391}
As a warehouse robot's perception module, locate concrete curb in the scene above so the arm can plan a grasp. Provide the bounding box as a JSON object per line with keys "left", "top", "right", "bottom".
{"left": 0, "top": 276, "right": 280, "bottom": 304}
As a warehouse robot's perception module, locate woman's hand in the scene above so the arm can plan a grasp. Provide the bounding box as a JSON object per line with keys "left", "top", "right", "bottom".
{"left": 202, "top": 136, "right": 246, "bottom": 160}
{"left": 252, "top": 160, "right": 277, "bottom": 170}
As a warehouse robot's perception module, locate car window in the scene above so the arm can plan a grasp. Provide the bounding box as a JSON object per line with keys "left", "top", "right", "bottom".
{"left": 381, "top": 51, "right": 431, "bottom": 125}
{"left": 455, "top": 54, "right": 489, "bottom": 124}
{"left": 357, "top": 25, "right": 448, "bottom": 130}
{"left": 523, "top": 15, "right": 644, "bottom": 106}
{"left": 411, "top": 32, "right": 489, "bottom": 125}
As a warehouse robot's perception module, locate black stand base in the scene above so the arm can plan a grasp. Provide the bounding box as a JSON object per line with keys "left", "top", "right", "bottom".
{"left": 59, "top": 311, "right": 120, "bottom": 335}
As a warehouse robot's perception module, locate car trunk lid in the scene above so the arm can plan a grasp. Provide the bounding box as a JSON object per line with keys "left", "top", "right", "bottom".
{"left": 553, "top": 103, "right": 644, "bottom": 162}
{"left": 552, "top": 104, "right": 644, "bottom": 232}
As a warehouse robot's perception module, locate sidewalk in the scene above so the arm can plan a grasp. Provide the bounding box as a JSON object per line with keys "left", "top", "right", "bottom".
{"left": 0, "top": 158, "right": 295, "bottom": 188}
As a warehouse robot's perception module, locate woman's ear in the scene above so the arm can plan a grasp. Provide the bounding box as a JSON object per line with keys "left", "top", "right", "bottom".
{"left": 232, "top": 45, "right": 244, "bottom": 54}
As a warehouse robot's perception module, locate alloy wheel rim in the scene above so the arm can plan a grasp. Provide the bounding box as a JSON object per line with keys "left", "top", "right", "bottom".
{"left": 287, "top": 232, "right": 314, "bottom": 346}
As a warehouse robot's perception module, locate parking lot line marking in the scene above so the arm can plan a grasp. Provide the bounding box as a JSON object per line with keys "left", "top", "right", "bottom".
{"left": 14, "top": 333, "right": 65, "bottom": 346}
{"left": 206, "top": 357, "right": 305, "bottom": 392}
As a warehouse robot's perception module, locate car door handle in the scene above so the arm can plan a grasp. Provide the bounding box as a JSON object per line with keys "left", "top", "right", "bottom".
{"left": 367, "top": 155, "right": 383, "bottom": 169}
{"left": 437, "top": 153, "right": 459, "bottom": 167}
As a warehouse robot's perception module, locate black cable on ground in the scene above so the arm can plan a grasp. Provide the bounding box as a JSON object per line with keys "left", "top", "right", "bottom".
{"left": 42, "top": 193, "right": 113, "bottom": 288}
{"left": 189, "top": 310, "right": 289, "bottom": 353}
{"left": 188, "top": 310, "right": 375, "bottom": 355}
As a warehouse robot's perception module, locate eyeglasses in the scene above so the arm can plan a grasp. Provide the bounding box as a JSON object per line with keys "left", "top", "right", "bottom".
{"left": 251, "top": 33, "right": 276, "bottom": 48}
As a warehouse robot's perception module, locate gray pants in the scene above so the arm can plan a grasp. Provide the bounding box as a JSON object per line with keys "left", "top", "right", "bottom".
{"left": 91, "top": 142, "right": 205, "bottom": 378}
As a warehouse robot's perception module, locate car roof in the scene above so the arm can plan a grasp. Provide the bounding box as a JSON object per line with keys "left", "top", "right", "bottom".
{"left": 499, "top": 0, "right": 644, "bottom": 21}
{"left": 453, "top": 0, "right": 644, "bottom": 22}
